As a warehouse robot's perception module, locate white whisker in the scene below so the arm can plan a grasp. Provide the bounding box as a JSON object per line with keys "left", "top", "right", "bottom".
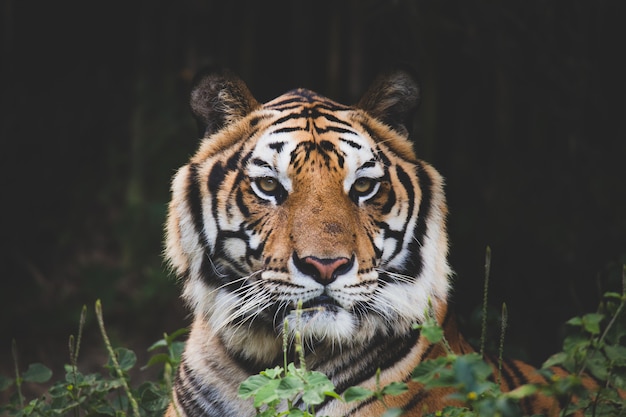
{"left": 374, "top": 268, "right": 416, "bottom": 285}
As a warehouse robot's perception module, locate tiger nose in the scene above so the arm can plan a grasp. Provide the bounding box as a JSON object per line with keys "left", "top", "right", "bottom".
{"left": 293, "top": 253, "right": 354, "bottom": 285}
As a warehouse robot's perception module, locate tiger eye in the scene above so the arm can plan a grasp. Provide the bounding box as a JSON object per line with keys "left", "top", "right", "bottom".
{"left": 257, "top": 177, "right": 278, "bottom": 193}
{"left": 353, "top": 178, "right": 374, "bottom": 194}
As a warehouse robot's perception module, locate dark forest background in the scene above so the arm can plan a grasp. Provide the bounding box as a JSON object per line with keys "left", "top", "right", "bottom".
{"left": 1, "top": 0, "right": 625, "bottom": 386}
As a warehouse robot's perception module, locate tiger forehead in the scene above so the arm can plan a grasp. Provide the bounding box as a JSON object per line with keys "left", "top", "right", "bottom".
{"left": 260, "top": 89, "right": 358, "bottom": 135}
{"left": 264, "top": 88, "right": 352, "bottom": 111}
{"left": 244, "top": 89, "right": 376, "bottom": 168}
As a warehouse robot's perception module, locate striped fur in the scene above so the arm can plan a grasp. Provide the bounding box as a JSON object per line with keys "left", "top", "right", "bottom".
{"left": 164, "top": 69, "right": 588, "bottom": 416}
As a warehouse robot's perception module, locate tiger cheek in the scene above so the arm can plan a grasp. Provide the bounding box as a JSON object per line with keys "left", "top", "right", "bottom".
{"left": 261, "top": 207, "right": 292, "bottom": 265}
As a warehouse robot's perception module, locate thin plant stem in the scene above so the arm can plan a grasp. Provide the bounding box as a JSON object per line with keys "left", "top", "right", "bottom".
{"left": 283, "top": 318, "right": 289, "bottom": 375}
{"left": 95, "top": 300, "right": 141, "bottom": 417}
{"left": 11, "top": 339, "right": 24, "bottom": 408}
{"left": 480, "top": 246, "right": 492, "bottom": 358}
{"left": 68, "top": 304, "right": 87, "bottom": 416}
{"left": 497, "top": 303, "right": 508, "bottom": 387}
{"left": 73, "top": 305, "right": 87, "bottom": 366}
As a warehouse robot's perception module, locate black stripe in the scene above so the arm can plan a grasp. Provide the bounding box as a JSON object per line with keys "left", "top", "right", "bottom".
{"left": 272, "top": 111, "right": 306, "bottom": 126}
{"left": 307, "top": 328, "right": 421, "bottom": 412}
{"left": 398, "top": 341, "right": 442, "bottom": 413}
{"left": 176, "top": 362, "right": 237, "bottom": 417}
{"left": 503, "top": 358, "right": 533, "bottom": 413}
{"left": 360, "top": 160, "right": 376, "bottom": 169}
{"left": 340, "top": 138, "right": 362, "bottom": 149}
{"left": 314, "top": 125, "right": 355, "bottom": 135}
{"left": 188, "top": 163, "right": 210, "bottom": 249}
{"left": 486, "top": 353, "right": 516, "bottom": 390}
{"left": 404, "top": 161, "right": 431, "bottom": 278}
{"left": 235, "top": 187, "right": 249, "bottom": 218}
{"left": 343, "top": 396, "right": 377, "bottom": 416}
{"left": 207, "top": 161, "right": 226, "bottom": 225}
{"left": 268, "top": 141, "right": 285, "bottom": 152}
{"left": 374, "top": 220, "right": 404, "bottom": 261}
{"left": 380, "top": 177, "right": 396, "bottom": 216}
{"left": 265, "top": 96, "right": 308, "bottom": 109}
{"left": 251, "top": 157, "right": 270, "bottom": 168}
{"left": 372, "top": 164, "right": 417, "bottom": 270}
{"left": 268, "top": 103, "right": 305, "bottom": 112}
{"left": 418, "top": 342, "right": 438, "bottom": 365}
{"left": 272, "top": 126, "right": 307, "bottom": 135}
{"left": 266, "top": 89, "right": 351, "bottom": 110}
{"left": 316, "top": 111, "right": 354, "bottom": 128}
{"left": 341, "top": 341, "right": 438, "bottom": 416}
{"left": 401, "top": 388, "right": 430, "bottom": 414}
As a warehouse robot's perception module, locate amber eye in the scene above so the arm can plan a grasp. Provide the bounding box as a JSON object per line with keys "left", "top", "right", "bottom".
{"left": 256, "top": 177, "right": 279, "bottom": 194}
{"left": 352, "top": 177, "right": 375, "bottom": 195}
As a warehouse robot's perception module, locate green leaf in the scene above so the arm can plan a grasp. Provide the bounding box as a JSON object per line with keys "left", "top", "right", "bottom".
{"left": 143, "top": 353, "right": 171, "bottom": 369}
{"left": 423, "top": 324, "right": 444, "bottom": 344}
{"left": 416, "top": 317, "right": 444, "bottom": 344}
{"left": 581, "top": 313, "right": 604, "bottom": 335}
{"left": 261, "top": 366, "right": 284, "bottom": 379}
{"left": 566, "top": 317, "right": 583, "bottom": 327}
{"left": 238, "top": 374, "right": 271, "bottom": 399}
{"left": 304, "top": 371, "right": 334, "bottom": 391}
{"left": 251, "top": 378, "right": 281, "bottom": 407}
{"left": 542, "top": 352, "right": 568, "bottom": 368}
{"left": 382, "top": 381, "right": 409, "bottom": 396}
{"left": 585, "top": 350, "right": 609, "bottom": 380}
{"left": 302, "top": 386, "right": 326, "bottom": 406}
{"left": 603, "top": 292, "right": 622, "bottom": 300}
{"left": 166, "top": 328, "right": 189, "bottom": 344}
{"left": 170, "top": 341, "right": 186, "bottom": 361}
{"left": 22, "top": 363, "right": 53, "bottom": 383}
{"left": 412, "top": 356, "right": 450, "bottom": 383}
{"left": 113, "top": 348, "right": 137, "bottom": 372}
{"left": 275, "top": 375, "right": 304, "bottom": 399}
{"left": 139, "top": 384, "right": 169, "bottom": 412}
{"left": 147, "top": 339, "right": 168, "bottom": 351}
{"left": 343, "top": 386, "right": 374, "bottom": 402}
{"left": 302, "top": 371, "right": 335, "bottom": 406}
{"left": 451, "top": 354, "right": 493, "bottom": 395}
{"left": 504, "top": 384, "right": 538, "bottom": 400}
{"left": 604, "top": 344, "right": 626, "bottom": 366}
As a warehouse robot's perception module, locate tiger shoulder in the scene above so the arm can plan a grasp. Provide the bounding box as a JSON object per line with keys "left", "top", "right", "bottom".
{"left": 164, "top": 67, "right": 608, "bottom": 417}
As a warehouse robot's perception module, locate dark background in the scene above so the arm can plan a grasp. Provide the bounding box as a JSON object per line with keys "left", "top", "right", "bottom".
{"left": 2, "top": 0, "right": 625, "bottom": 387}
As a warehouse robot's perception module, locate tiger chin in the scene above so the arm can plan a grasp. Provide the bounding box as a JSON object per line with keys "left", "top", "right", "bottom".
{"left": 164, "top": 68, "right": 587, "bottom": 417}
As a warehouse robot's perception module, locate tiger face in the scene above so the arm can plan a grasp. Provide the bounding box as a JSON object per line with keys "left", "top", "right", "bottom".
{"left": 166, "top": 69, "right": 451, "bottom": 363}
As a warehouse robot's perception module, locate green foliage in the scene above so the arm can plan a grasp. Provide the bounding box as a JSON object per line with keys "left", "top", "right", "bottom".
{"left": 0, "top": 301, "right": 186, "bottom": 417}
{"left": 2, "top": 267, "right": 625, "bottom": 417}
{"left": 238, "top": 363, "right": 340, "bottom": 416}
{"left": 538, "top": 276, "right": 626, "bottom": 417}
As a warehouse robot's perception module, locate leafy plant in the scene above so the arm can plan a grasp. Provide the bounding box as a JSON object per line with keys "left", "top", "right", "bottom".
{"left": 0, "top": 301, "right": 186, "bottom": 417}
{"left": 538, "top": 269, "right": 626, "bottom": 417}
{"left": 237, "top": 317, "right": 408, "bottom": 417}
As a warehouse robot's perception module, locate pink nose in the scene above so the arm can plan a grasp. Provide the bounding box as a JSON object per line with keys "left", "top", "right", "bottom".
{"left": 302, "top": 256, "right": 351, "bottom": 284}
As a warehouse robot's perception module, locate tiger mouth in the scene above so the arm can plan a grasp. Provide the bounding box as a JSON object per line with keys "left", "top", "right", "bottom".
{"left": 299, "top": 295, "right": 341, "bottom": 312}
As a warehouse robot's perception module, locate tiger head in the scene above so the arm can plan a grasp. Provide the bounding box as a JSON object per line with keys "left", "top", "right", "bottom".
{"left": 166, "top": 69, "right": 451, "bottom": 363}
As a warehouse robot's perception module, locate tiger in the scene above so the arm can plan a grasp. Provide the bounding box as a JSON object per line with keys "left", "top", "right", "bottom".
{"left": 164, "top": 68, "right": 595, "bottom": 417}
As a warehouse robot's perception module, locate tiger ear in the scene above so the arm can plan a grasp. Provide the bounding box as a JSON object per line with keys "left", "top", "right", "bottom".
{"left": 357, "top": 68, "right": 420, "bottom": 137}
{"left": 190, "top": 68, "right": 260, "bottom": 137}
